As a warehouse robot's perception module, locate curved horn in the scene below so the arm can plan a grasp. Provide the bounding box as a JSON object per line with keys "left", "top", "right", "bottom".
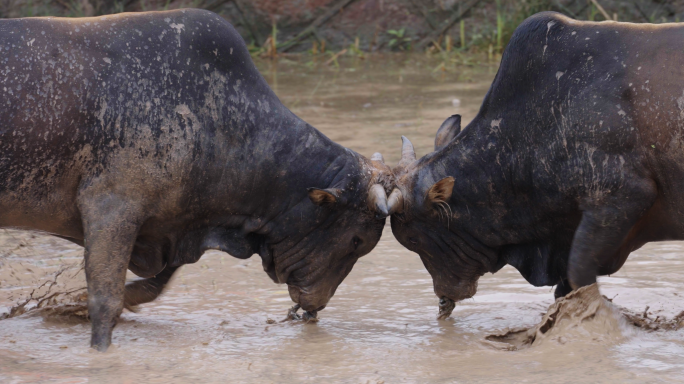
{"left": 387, "top": 188, "right": 404, "bottom": 215}
{"left": 368, "top": 184, "right": 389, "bottom": 219}
{"left": 401, "top": 136, "right": 416, "bottom": 162}
{"left": 396, "top": 136, "right": 416, "bottom": 170}
{"left": 370, "top": 152, "right": 385, "bottom": 163}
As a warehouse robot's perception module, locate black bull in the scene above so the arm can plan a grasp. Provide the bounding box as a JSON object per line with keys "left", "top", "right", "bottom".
{"left": 392, "top": 12, "right": 684, "bottom": 314}
{"left": 0, "top": 9, "right": 400, "bottom": 350}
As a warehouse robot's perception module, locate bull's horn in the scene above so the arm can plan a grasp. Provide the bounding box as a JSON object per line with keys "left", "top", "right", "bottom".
{"left": 387, "top": 188, "right": 404, "bottom": 215}
{"left": 370, "top": 152, "right": 385, "bottom": 163}
{"left": 396, "top": 136, "right": 416, "bottom": 170}
{"left": 368, "top": 184, "right": 389, "bottom": 218}
{"left": 401, "top": 136, "right": 416, "bottom": 162}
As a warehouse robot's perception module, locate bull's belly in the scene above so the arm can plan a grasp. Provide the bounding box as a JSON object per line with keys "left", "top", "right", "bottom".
{"left": 0, "top": 197, "right": 83, "bottom": 239}
{"left": 651, "top": 157, "right": 684, "bottom": 238}
{"left": 0, "top": 163, "right": 83, "bottom": 238}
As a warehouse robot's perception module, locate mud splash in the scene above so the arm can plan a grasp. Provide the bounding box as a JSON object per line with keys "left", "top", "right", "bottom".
{"left": 486, "top": 284, "right": 624, "bottom": 350}
{"left": 487, "top": 283, "right": 684, "bottom": 351}
{"left": 622, "top": 308, "right": 684, "bottom": 332}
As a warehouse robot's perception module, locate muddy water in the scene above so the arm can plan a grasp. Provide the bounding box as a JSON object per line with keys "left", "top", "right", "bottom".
{"left": 1, "top": 55, "right": 684, "bottom": 383}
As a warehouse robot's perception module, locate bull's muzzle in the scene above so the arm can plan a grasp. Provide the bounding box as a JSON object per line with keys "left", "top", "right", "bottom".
{"left": 288, "top": 284, "right": 328, "bottom": 312}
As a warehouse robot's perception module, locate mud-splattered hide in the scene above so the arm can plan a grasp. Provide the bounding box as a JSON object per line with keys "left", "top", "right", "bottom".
{"left": 0, "top": 9, "right": 393, "bottom": 349}
{"left": 392, "top": 12, "right": 684, "bottom": 306}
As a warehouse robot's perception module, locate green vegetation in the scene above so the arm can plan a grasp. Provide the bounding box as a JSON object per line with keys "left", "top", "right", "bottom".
{"left": 387, "top": 28, "right": 412, "bottom": 51}
{"left": 495, "top": 0, "right": 504, "bottom": 53}
{"left": 1, "top": 0, "right": 679, "bottom": 67}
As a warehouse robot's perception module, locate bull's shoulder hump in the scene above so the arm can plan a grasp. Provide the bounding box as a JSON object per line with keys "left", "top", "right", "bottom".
{"left": 507, "top": 12, "right": 571, "bottom": 44}
{"left": 514, "top": 10, "right": 684, "bottom": 39}
{"left": 1, "top": 8, "right": 232, "bottom": 35}
{"left": 11, "top": 7, "right": 220, "bottom": 22}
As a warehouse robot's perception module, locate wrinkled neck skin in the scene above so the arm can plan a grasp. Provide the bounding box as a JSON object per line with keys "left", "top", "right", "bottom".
{"left": 419, "top": 123, "right": 541, "bottom": 246}
{"left": 182, "top": 103, "right": 372, "bottom": 278}
{"left": 229, "top": 117, "right": 389, "bottom": 312}
{"left": 252, "top": 128, "right": 374, "bottom": 283}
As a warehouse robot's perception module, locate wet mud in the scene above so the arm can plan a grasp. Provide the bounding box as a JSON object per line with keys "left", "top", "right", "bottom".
{"left": 486, "top": 284, "right": 625, "bottom": 350}
{"left": 488, "top": 283, "right": 684, "bottom": 353}
{"left": 2, "top": 56, "right": 684, "bottom": 383}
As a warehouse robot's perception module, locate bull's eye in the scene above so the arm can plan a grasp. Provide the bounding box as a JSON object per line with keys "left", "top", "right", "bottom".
{"left": 409, "top": 237, "right": 418, "bottom": 245}
{"left": 352, "top": 236, "right": 362, "bottom": 250}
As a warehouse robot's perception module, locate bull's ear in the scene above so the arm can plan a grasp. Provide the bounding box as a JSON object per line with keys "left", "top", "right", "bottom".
{"left": 308, "top": 188, "right": 341, "bottom": 206}
{"left": 426, "top": 177, "right": 455, "bottom": 205}
{"left": 435, "top": 114, "right": 461, "bottom": 151}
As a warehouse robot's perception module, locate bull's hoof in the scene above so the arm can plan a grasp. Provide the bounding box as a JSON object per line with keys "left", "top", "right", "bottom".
{"left": 123, "top": 303, "right": 140, "bottom": 313}
{"left": 281, "top": 304, "right": 302, "bottom": 322}
{"left": 437, "top": 297, "right": 455, "bottom": 320}
{"left": 302, "top": 310, "right": 318, "bottom": 323}
{"left": 90, "top": 330, "right": 112, "bottom": 352}
{"left": 280, "top": 304, "right": 319, "bottom": 323}
{"left": 91, "top": 341, "right": 110, "bottom": 352}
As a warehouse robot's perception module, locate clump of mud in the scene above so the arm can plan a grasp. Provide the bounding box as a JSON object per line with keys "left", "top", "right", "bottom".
{"left": 485, "top": 284, "right": 683, "bottom": 351}
{"left": 486, "top": 284, "right": 622, "bottom": 350}
{"left": 0, "top": 229, "right": 89, "bottom": 322}
{"left": 619, "top": 305, "right": 684, "bottom": 332}
{"left": 1, "top": 265, "right": 89, "bottom": 322}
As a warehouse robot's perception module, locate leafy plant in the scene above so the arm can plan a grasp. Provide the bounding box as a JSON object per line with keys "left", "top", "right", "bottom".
{"left": 588, "top": 3, "right": 598, "bottom": 21}
{"left": 495, "top": 0, "right": 504, "bottom": 52}
{"left": 387, "top": 28, "right": 412, "bottom": 51}
{"left": 349, "top": 37, "right": 365, "bottom": 56}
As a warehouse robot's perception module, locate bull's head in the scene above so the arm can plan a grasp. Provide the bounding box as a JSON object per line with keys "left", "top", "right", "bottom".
{"left": 389, "top": 116, "right": 499, "bottom": 312}
{"left": 263, "top": 152, "right": 402, "bottom": 316}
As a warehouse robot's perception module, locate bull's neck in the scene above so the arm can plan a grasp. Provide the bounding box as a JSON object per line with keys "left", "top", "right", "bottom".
{"left": 269, "top": 109, "right": 360, "bottom": 190}
{"left": 212, "top": 107, "right": 362, "bottom": 235}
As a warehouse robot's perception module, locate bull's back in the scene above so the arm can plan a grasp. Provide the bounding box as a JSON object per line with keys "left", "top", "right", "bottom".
{"left": 0, "top": 10, "right": 275, "bottom": 235}
{"left": 471, "top": 13, "right": 684, "bottom": 237}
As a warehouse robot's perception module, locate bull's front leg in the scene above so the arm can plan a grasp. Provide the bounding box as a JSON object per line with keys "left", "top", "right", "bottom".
{"left": 567, "top": 180, "right": 656, "bottom": 289}
{"left": 80, "top": 194, "right": 143, "bottom": 351}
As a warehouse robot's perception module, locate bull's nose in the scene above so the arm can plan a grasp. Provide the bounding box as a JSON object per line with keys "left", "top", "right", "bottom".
{"left": 297, "top": 292, "right": 329, "bottom": 312}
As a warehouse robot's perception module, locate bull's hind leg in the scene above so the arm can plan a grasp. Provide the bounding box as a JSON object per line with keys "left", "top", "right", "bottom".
{"left": 79, "top": 194, "right": 143, "bottom": 351}
{"left": 568, "top": 180, "right": 656, "bottom": 289}
{"left": 124, "top": 265, "right": 179, "bottom": 309}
